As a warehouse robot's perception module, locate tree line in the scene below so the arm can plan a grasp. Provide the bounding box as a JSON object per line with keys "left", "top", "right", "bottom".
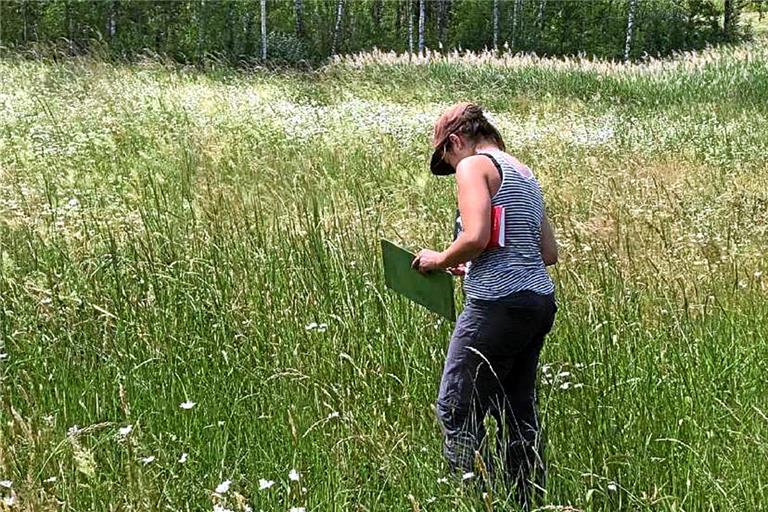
{"left": 0, "top": 0, "right": 758, "bottom": 65}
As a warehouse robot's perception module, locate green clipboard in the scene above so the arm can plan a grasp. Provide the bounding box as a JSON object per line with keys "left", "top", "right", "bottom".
{"left": 381, "top": 239, "right": 456, "bottom": 322}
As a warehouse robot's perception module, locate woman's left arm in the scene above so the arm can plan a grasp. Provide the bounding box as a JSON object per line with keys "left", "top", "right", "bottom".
{"left": 413, "top": 157, "right": 492, "bottom": 272}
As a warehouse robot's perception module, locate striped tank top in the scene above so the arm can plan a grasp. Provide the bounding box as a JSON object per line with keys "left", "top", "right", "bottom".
{"left": 463, "top": 149, "right": 555, "bottom": 300}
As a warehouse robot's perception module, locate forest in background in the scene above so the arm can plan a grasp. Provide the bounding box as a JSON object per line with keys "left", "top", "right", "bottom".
{"left": 0, "top": 0, "right": 763, "bottom": 65}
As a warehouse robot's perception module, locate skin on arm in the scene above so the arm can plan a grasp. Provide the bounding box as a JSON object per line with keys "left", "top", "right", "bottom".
{"left": 540, "top": 210, "right": 558, "bottom": 266}
{"left": 412, "top": 155, "right": 494, "bottom": 272}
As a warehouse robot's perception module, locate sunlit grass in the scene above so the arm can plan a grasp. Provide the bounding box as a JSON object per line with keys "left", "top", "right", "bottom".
{"left": 1, "top": 36, "right": 767, "bottom": 511}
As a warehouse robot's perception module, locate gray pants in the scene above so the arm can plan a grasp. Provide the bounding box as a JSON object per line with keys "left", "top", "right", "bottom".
{"left": 436, "top": 290, "right": 556, "bottom": 509}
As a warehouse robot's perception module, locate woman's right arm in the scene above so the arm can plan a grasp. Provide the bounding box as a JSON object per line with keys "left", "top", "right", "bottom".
{"left": 540, "top": 210, "right": 558, "bottom": 266}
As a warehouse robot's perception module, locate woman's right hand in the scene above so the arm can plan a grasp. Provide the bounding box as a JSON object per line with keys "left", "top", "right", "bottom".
{"left": 447, "top": 263, "right": 466, "bottom": 276}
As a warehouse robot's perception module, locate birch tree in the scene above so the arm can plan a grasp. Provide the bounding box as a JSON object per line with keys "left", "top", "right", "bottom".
{"left": 408, "top": 0, "right": 414, "bottom": 55}
{"left": 260, "top": 0, "right": 266, "bottom": 60}
{"left": 106, "top": 0, "right": 117, "bottom": 40}
{"left": 624, "top": 0, "right": 638, "bottom": 62}
{"left": 493, "top": 0, "right": 499, "bottom": 50}
{"left": 418, "top": 0, "right": 425, "bottom": 55}
{"left": 536, "top": 0, "right": 546, "bottom": 31}
{"left": 331, "top": 0, "right": 344, "bottom": 56}
{"left": 437, "top": 0, "right": 445, "bottom": 49}
{"left": 197, "top": 0, "right": 206, "bottom": 59}
{"left": 511, "top": 0, "right": 522, "bottom": 49}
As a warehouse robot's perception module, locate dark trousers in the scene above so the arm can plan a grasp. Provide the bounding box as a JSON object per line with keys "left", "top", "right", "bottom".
{"left": 436, "top": 290, "right": 556, "bottom": 509}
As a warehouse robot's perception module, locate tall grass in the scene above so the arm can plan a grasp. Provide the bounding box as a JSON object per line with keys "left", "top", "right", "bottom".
{"left": 1, "top": 39, "right": 767, "bottom": 511}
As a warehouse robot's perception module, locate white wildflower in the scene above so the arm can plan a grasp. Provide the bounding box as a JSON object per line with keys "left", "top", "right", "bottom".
{"left": 305, "top": 322, "right": 328, "bottom": 332}
{"left": 327, "top": 411, "right": 339, "bottom": 420}
{"left": 117, "top": 425, "right": 133, "bottom": 437}
{"left": 289, "top": 508, "right": 306, "bottom": 512}
{"left": 2, "top": 495, "right": 15, "bottom": 507}
{"left": 462, "top": 472, "right": 475, "bottom": 481}
{"left": 560, "top": 382, "right": 571, "bottom": 390}
{"left": 43, "top": 476, "right": 57, "bottom": 483}
{"left": 289, "top": 469, "right": 300, "bottom": 481}
{"left": 215, "top": 479, "right": 232, "bottom": 494}
{"left": 178, "top": 453, "right": 188, "bottom": 463}
{"left": 607, "top": 482, "right": 618, "bottom": 491}
{"left": 180, "top": 401, "right": 197, "bottom": 410}
{"left": 213, "top": 505, "right": 233, "bottom": 512}
{"left": 258, "top": 478, "right": 275, "bottom": 490}
{"left": 0, "top": 480, "right": 11, "bottom": 488}
{"left": 437, "top": 477, "right": 449, "bottom": 484}
{"left": 140, "top": 455, "right": 155, "bottom": 465}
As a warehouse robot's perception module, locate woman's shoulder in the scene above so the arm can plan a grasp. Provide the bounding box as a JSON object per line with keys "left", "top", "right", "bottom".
{"left": 494, "top": 150, "right": 534, "bottom": 179}
{"left": 455, "top": 154, "right": 499, "bottom": 177}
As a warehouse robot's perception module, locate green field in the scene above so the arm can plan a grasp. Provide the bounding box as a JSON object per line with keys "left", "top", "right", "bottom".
{"left": 1, "top": 37, "right": 768, "bottom": 511}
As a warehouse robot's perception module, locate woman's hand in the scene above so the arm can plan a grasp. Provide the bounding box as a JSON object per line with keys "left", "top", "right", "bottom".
{"left": 412, "top": 249, "right": 446, "bottom": 273}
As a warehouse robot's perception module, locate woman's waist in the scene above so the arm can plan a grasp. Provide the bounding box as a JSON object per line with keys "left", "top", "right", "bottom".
{"left": 471, "top": 250, "right": 544, "bottom": 266}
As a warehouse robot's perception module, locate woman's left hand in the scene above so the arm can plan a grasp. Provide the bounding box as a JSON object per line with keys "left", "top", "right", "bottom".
{"left": 412, "top": 249, "right": 445, "bottom": 273}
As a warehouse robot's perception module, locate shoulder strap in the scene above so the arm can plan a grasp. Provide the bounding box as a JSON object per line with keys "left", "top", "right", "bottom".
{"left": 476, "top": 152, "right": 504, "bottom": 180}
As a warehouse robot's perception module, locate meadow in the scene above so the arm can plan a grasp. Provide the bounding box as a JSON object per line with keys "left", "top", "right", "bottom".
{"left": 1, "top": 36, "right": 768, "bottom": 511}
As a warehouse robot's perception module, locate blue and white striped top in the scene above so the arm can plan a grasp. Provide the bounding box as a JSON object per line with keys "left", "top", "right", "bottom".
{"left": 463, "top": 149, "right": 555, "bottom": 300}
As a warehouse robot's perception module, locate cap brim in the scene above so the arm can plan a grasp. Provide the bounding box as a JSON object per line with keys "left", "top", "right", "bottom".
{"left": 430, "top": 149, "right": 455, "bottom": 175}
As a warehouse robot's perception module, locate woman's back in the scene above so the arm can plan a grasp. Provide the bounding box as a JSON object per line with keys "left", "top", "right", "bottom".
{"left": 463, "top": 149, "right": 555, "bottom": 300}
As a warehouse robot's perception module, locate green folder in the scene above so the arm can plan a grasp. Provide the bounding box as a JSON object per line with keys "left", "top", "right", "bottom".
{"left": 381, "top": 239, "right": 456, "bottom": 322}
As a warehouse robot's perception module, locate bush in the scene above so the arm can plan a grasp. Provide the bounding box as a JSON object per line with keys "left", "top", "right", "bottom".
{"left": 266, "top": 31, "right": 310, "bottom": 65}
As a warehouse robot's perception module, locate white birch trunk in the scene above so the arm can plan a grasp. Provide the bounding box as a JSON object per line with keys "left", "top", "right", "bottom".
{"left": 408, "top": 0, "right": 414, "bottom": 55}
{"left": 418, "top": 0, "right": 425, "bottom": 56}
{"left": 331, "top": 0, "right": 344, "bottom": 56}
{"left": 511, "top": 0, "right": 519, "bottom": 48}
{"left": 261, "top": 0, "right": 267, "bottom": 60}
{"left": 197, "top": 0, "right": 205, "bottom": 58}
{"left": 624, "top": 0, "right": 638, "bottom": 62}
{"left": 536, "top": 0, "right": 546, "bottom": 30}
{"left": 107, "top": 0, "right": 117, "bottom": 39}
{"left": 493, "top": 0, "right": 499, "bottom": 50}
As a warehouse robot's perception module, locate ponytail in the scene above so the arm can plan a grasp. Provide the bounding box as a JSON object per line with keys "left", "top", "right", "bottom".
{"left": 457, "top": 104, "right": 506, "bottom": 151}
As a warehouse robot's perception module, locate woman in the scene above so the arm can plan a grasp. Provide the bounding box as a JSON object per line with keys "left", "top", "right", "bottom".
{"left": 412, "top": 102, "right": 558, "bottom": 509}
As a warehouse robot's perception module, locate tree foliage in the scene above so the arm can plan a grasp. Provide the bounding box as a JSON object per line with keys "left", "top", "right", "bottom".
{"left": 0, "top": 0, "right": 753, "bottom": 65}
